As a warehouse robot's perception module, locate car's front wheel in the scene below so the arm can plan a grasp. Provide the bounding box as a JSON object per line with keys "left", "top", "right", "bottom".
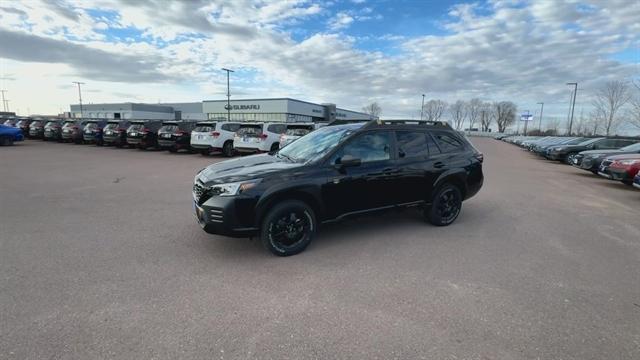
{"left": 425, "top": 183, "right": 462, "bottom": 226}
{"left": 261, "top": 200, "right": 316, "bottom": 256}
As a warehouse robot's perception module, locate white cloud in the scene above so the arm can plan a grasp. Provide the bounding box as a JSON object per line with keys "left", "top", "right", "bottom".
{"left": 328, "top": 12, "right": 354, "bottom": 31}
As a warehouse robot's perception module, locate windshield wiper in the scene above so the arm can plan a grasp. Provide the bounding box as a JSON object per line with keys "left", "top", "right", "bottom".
{"left": 277, "top": 152, "right": 296, "bottom": 162}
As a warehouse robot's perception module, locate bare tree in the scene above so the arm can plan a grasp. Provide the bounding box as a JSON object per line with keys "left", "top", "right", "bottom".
{"left": 479, "top": 102, "right": 493, "bottom": 132}
{"left": 361, "top": 102, "right": 382, "bottom": 118}
{"left": 448, "top": 100, "right": 468, "bottom": 130}
{"left": 466, "top": 98, "right": 482, "bottom": 131}
{"left": 422, "top": 99, "right": 447, "bottom": 122}
{"left": 546, "top": 117, "right": 561, "bottom": 135}
{"left": 591, "top": 80, "right": 631, "bottom": 136}
{"left": 494, "top": 101, "right": 517, "bottom": 133}
{"left": 628, "top": 80, "right": 640, "bottom": 130}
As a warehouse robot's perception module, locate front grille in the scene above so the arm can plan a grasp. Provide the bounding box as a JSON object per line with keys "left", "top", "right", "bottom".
{"left": 193, "top": 182, "right": 213, "bottom": 205}
{"left": 582, "top": 159, "right": 592, "bottom": 168}
{"left": 209, "top": 208, "right": 224, "bottom": 223}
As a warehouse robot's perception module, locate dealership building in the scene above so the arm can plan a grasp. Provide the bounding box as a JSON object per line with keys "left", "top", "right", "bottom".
{"left": 69, "top": 98, "right": 373, "bottom": 123}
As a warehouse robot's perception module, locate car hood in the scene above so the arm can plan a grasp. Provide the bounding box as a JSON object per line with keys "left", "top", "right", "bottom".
{"left": 197, "top": 153, "right": 303, "bottom": 185}
{"left": 579, "top": 149, "right": 628, "bottom": 157}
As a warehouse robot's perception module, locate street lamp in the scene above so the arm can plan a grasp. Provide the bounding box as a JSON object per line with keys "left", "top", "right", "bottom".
{"left": 72, "top": 81, "right": 85, "bottom": 118}
{"left": 221, "top": 68, "right": 234, "bottom": 121}
{"left": 537, "top": 102, "right": 544, "bottom": 132}
{"left": 420, "top": 94, "right": 425, "bottom": 120}
{"left": 566, "top": 82, "right": 577, "bottom": 135}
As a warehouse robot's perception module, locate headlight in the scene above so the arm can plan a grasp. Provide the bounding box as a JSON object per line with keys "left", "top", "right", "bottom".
{"left": 210, "top": 179, "right": 261, "bottom": 197}
{"left": 554, "top": 147, "right": 564, "bottom": 151}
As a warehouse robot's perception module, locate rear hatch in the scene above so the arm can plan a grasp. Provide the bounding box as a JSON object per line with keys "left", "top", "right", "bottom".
{"left": 191, "top": 123, "right": 217, "bottom": 144}
{"left": 83, "top": 122, "right": 101, "bottom": 137}
{"left": 280, "top": 125, "right": 313, "bottom": 145}
{"left": 158, "top": 124, "right": 179, "bottom": 141}
{"left": 235, "top": 124, "right": 264, "bottom": 146}
{"left": 127, "top": 123, "right": 146, "bottom": 138}
{"left": 61, "top": 121, "right": 79, "bottom": 137}
{"left": 44, "top": 121, "right": 61, "bottom": 136}
{"left": 103, "top": 122, "right": 121, "bottom": 138}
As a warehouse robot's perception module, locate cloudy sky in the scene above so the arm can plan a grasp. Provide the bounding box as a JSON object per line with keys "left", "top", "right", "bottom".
{"left": 0, "top": 0, "right": 638, "bottom": 126}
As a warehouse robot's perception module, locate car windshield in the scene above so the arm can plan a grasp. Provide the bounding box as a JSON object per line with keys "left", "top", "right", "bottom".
{"left": 578, "top": 138, "right": 601, "bottom": 146}
{"left": 620, "top": 142, "right": 640, "bottom": 151}
{"left": 84, "top": 123, "right": 98, "bottom": 130}
{"left": 277, "top": 124, "right": 363, "bottom": 163}
{"left": 128, "top": 124, "right": 145, "bottom": 131}
{"left": 194, "top": 124, "right": 215, "bottom": 132}
{"left": 104, "top": 123, "right": 119, "bottom": 130}
{"left": 160, "top": 125, "right": 178, "bottom": 132}
{"left": 237, "top": 125, "right": 262, "bottom": 136}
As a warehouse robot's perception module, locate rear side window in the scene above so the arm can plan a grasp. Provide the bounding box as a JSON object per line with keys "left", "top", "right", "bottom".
{"left": 221, "top": 123, "right": 240, "bottom": 132}
{"left": 432, "top": 131, "right": 464, "bottom": 153}
{"left": 267, "top": 124, "right": 287, "bottom": 134}
{"left": 396, "top": 131, "right": 430, "bottom": 158}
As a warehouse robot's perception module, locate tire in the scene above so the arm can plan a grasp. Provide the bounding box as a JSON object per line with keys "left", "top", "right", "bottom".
{"left": 222, "top": 141, "right": 234, "bottom": 157}
{"left": 622, "top": 180, "right": 633, "bottom": 186}
{"left": 0, "top": 136, "right": 12, "bottom": 146}
{"left": 425, "top": 183, "right": 463, "bottom": 226}
{"left": 169, "top": 147, "right": 178, "bottom": 153}
{"left": 200, "top": 149, "right": 210, "bottom": 156}
{"left": 260, "top": 200, "right": 316, "bottom": 256}
{"left": 270, "top": 143, "right": 279, "bottom": 152}
{"left": 564, "top": 153, "right": 576, "bottom": 164}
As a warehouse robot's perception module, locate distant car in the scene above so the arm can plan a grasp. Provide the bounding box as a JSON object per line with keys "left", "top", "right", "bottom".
{"left": 633, "top": 173, "right": 640, "bottom": 190}
{"left": 126, "top": 120, "right": 163, "bottom": 149}
{"left": 278, "top": 123, "right": 315, "bottom": 149}
{"left": 605, "top": 154, "right": 640, "bottom": 185}
{"left": 43, "top": 120, "right": 64, "bottom": 141}
{"left": 190, "top": 121, "right": 241, "bottom": 157}
{"left": 2, "top": 118, "right": 18, "bottom": 127}
{"left": 102, "top": 120, "right": 131, "bottom": 147}
{"left": 82, "top": 120, "right": 109, "bottom": 145}
{"left": 547, "top": 138, "right": 639, "bottom": 163}
{"left": 28, "top": 120, "right": 46, "bottom": 139}
{"left": 572, "top": 142, "right": 640, "bottom": 173}
{"left": 157, "top": 121, "right": 198, "bottom": 153}
{"left": 233, "top": 123, "right": 298, "bottom": 154}
{"left": 15, "top": 118, "right": 33, "bottom": 136}
{"left": 61, "top": 119, "right": 89, "bottom": 144}
{"left": 0, "top": 124, "right": 24, "bottom": 146}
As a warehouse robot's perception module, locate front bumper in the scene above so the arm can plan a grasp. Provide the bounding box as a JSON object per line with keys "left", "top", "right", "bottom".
{"left": 633, "top": 175, "right": 640, "bottom": 189}
{"left": 193, "top": 194, "right": 258, "bottom": 238}
{"left": 546, "top": 151, "right": 565, "bottom": 160}
{"left": 608, "top": 168, "right": 633, "bottom": 182}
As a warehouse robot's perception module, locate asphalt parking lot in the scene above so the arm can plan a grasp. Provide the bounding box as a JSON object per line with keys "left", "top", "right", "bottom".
{"left": 1, "top": 139, "right": 639, "bottom": 359}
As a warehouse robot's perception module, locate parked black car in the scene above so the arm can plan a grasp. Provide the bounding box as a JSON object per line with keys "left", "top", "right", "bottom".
{"left": 61, "top": 119, "right": 90, "bottom": 143}
{"left": 546, "top": 138, "right": 639, "bottom": 163}
{"left": 572, "top": 142, "right": 640, "bottom": 173}
{"left": 126, "top": 120, "right": 163, "bottom": 149}
{"left": 28, "top": 119, "right": 46, "bottom": 139}
{"left": 157, "top": 120, "right": 198, "bottom": 153}
{"left": 43, "top": 119, "right": 65, "bottom": 141}
{"left": 81, "top": 119, "right": 109, "bottom": 145}
{"left": 192, "top": 120, "right": 484, "bottom": 256}
{"left": 102, "top": 120, "right": 131, "bottom": 147}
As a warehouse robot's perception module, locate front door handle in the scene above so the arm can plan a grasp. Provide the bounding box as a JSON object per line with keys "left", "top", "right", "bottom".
{"left": 433, "top": 162, "right": 445, "bottom": 169}
{"left": 382, "top": 168, "right": 400, "bottom": 174}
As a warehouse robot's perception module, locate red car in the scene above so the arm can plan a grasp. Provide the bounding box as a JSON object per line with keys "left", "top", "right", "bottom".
{"left": 607, "top": 154, "right": 640, "bottom": 185}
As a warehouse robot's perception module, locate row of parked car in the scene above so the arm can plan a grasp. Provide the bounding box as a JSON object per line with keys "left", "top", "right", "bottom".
{"left": 1, "top": 117, "right": 319, "bottom": 155}
{"left": 500, "top": 135, "right": 640, "bottom": 190}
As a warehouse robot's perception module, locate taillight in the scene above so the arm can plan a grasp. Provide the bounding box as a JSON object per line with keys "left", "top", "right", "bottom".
{"left": 142, "top": 128, "right": 150, "bottom": 134}
{"left": 259, "top": 133, "right": 268, "bottom": 140}
{"left": 211, "top": 131, "right": 220, "bottom": 138}
{"left": 174, "top": 130, "right": 185, "bottom": 136}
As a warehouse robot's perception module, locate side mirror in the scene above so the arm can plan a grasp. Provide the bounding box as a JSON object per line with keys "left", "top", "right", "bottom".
{"left": 335, "top": 154, "right": 361, "bottom": 169}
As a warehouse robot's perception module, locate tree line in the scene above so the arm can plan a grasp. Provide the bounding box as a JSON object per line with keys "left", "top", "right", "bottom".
{"left": 361, "top": 79, "right": 640, "bottom": 135}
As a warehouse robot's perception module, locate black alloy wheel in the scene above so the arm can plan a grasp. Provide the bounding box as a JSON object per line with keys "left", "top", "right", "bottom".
{"left": 261, "top": 200, "right": 316, "bottom": 256}
{"left": 426, "top": 183, "right": 462, "bottom": 226}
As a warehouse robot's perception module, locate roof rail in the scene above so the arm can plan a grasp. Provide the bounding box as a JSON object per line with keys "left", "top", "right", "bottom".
{"left": 364, "top": 119, "right": 452, "bottom": 128}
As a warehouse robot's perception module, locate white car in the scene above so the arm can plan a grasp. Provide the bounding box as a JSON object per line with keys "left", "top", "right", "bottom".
{"left": 233, "top": 123, "right": 286, "bottom": 154}
{"left": 278, "top": 123, "right": 316, "bottom": 149}
{"left": 190, "top": 121, "right": 241, "bottom": 157}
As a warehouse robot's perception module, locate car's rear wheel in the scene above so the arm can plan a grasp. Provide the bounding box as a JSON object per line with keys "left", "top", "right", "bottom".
{"left": 261, "top": 200, "right": 316, "bottom": 256}
{"left": 425, "top": 183, "right": 462, "bottom": 226}
{"left": 223, "top": 141, "right": 234, "bottom": 157}
{"left": 0, "top": 136, "right": 13, "bottom": 146}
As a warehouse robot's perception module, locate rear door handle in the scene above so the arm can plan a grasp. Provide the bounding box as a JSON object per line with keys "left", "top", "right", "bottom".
{"left": 383, "top": 168, "right": 401, "bottom": 175}
{"left": 433, "top": 162, "right": 445, "bottom": 169}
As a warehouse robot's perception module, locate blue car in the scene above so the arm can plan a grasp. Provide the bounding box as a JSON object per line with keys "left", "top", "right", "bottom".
{"left": 0, "top": 124, "right": 24, "bottom": 146}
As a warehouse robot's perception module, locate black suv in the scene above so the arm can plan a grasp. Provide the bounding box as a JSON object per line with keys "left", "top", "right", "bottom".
{"left": 192, "top": 120, "right": 484, "bottom": 256}
{"left": 157, "top": 120, "right": 198, "bottom": 152}
{"left": 102, "top": 120, "right": 131, "bottom": 147}
{"left": 126, "top": 120, "right": 163, "bottom": 149}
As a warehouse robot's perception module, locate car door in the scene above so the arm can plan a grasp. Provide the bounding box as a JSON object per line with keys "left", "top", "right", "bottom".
{"left": 427, "top": 131, "right": 468, "bottom": 195}
{"left": 393, "top": 130, "right": 443, "bottom": 204}
{"left": 321, "top": 130, "right": 397, "bottom": 218}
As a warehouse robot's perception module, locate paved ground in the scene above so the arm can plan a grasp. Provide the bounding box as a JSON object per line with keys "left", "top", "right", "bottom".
{"left": 1, "top": 139, "right": 639, "bottom": 359}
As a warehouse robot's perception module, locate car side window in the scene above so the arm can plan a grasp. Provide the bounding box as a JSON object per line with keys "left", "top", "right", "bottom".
{"left": 396, "top": 131, "right": 430, "bottom": 158}
{"left": 431, "top": 131, "right": 463, "bottom": 153}
{"left": 331, "top": 131, "right": 391, "bottom": 164}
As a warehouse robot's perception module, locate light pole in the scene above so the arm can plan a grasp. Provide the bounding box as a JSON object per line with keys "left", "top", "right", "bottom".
{"left": 221, "top": 68, "right": 234, "bottom": 121}
{"left": 566, "top": 82, "right": 577, "bottom": 135}
{"left": 72, "top": 81, "right": 85, "bottom": 118}
{"left": 420, "top": 94, "right": 426, "bottom": 120}
{"left": 537, "top": 102, "right": 544, "bottom": 132}
{"left": 0, "top": 90, "right": 7, "bottom": 112}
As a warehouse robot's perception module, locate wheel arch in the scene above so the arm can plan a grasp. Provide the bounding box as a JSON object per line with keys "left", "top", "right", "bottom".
{"left": 255, "top": 187, "right": 324, "bottom": 227}
{"left": 433, "top": 170, "right": 468, "bottom": 199}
